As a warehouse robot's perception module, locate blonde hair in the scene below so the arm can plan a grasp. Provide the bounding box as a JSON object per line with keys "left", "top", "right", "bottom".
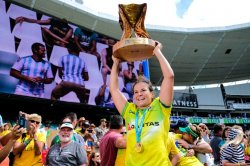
{"left": 232, "top": 125, "right": 243, "bottom": 131}
{"left": 27, "top": 113, "right": 42, "bottom": 123}
{"left": 221, "top": 128, "right": 244, "bottom": 150}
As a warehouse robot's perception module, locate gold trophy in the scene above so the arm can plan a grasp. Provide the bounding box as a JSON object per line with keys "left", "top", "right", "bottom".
{"left": 113, "top": 3, "right": 158, "bottom": 62}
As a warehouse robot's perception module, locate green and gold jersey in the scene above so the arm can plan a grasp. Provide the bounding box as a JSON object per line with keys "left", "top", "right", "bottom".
{"left": 122, "top": 97, "right": 172, "bottom": 166}
{"left": 174, "top": 134, "right": 203, "bottom": 166}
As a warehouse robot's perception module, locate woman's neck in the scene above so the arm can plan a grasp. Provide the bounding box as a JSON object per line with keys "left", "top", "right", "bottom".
{"left": 137, "top": 105, "right": 151, "bottom": 110}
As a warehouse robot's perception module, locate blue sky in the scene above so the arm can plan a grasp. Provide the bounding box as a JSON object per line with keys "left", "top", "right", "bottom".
{"left": 59, "top": 0, "right": 250, "bottom": 28}
{"left": 176, "top": 0, "right": 193, "bottom": 18}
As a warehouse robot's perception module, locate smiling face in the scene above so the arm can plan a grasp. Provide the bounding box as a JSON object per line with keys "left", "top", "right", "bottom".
{"left": 93, "top": 153, "right": 101, "bottom": 163}
{"left": 59, "top": 127, "right": 73, "bottom": 143}
{"left": 133, "top": 82, "right": 154, "bottom": 109}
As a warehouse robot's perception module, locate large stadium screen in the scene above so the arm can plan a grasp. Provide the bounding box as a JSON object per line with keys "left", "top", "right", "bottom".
{"left": 0, "top": 1, "right": 144, "bottom": 108}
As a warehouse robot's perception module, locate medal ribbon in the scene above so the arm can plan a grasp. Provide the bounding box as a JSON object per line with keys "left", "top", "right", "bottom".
{"left": 135, "top": 107, "right": 150, "bottom": 143}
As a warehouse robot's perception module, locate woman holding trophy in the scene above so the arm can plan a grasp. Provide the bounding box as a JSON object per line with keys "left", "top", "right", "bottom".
{"left": 110, "top": 41, "right": 174, "bottom": 165}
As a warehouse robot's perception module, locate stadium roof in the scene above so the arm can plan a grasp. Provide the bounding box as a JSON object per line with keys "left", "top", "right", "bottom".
{"left": 10, "top": 0, "right": 250, "bottom": 86}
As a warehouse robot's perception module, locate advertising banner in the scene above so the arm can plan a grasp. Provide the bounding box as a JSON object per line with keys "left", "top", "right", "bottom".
{"left": 173, "top": 92, "right": 198, "bottom": 108}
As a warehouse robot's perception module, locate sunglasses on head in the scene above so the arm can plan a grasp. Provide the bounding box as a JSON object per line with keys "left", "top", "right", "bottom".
{"left": 30, "top": 120, "right": 40, "bottom": 124}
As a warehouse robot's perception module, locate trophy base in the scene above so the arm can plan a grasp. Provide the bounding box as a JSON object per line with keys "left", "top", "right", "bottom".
{"left": 113, "top": 38, "right": 156, "bottom": 62}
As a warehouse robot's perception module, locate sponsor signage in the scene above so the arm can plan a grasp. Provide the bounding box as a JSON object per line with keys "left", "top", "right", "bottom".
{"left": 238, "top": 119, "right": 250, "bottom": 124}
{"left": 170, "top": 116, "right": 186, "bottom": 122}
{"left": 207, "top": 118, "right": 220, "bottom": 124}
{"left": 224, "top": 118, "right": 236, "bottom": 124}
{"left": 189, "top": 117, "right": 202, "bottom": 124}
{"left": 186, "top": 117, "right": 250, "bottom": 124}
{"left": 173, "top": 92, "right": 198, "bottom": 108}
{"left": 232, "top": 103, "right": 250, "bottom": 109}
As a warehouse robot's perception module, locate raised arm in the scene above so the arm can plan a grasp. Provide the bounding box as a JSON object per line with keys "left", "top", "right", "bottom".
{"left": 153, "top": 42, "right": 174, "bottom": 106}
{"left": 16, "top": 16, "right": 51, "bottom": 25}
{"left": 0, "top": 126, "right": 25, "bottom": 163}
{"left": 109, "top": 57, "right": 127, "bottom": 114}
{"left": 63, "top": 28, "right": 73, "bottom": 42}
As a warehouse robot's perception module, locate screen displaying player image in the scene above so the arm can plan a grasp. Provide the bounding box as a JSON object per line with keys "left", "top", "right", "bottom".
{"left": 0, "top": 2, "right": 146, "bottom": 108}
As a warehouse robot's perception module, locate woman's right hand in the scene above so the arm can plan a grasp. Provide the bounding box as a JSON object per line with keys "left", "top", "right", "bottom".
{"left": 112, "top": 55, "right": 121, "bottom": 65}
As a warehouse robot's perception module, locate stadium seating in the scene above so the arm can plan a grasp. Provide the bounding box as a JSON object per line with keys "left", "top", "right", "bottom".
{"left": 0, "top": 10, "right": 11, "bottom": 33}
{"left": 0, "top": 32, "right": 16, "bottom": 54}
{"left": 7, "top": 3, "right": 37, "bottom": 19}
{"left": 49, "top": 45, "right": 68, "bottom": 66}
{"left": 106, "top": 74, "right": 124, "bottom": 91}
{"left": 12, "top": 22, "right": 43, "bottom": 41}
{"left": 0, "top": 0, "right": 6, "bottom": 13}
{"left": 79, "top": 52, "right": 104, "bottom": 89}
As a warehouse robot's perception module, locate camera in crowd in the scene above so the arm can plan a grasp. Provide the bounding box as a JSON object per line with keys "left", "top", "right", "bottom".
{"left": 18, "top": 114, "right": 26, "bottom": 129}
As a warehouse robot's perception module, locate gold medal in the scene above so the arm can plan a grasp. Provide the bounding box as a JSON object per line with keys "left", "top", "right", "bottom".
{"left": 135, "top": 142, "right": 144, "bottom": 153}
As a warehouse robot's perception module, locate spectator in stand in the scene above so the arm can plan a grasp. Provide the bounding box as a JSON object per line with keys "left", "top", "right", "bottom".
{"left": 170, "top": 120, "right": 189, "bottom": 134}
{"left": 51, "top": 115, "right": 85, "bottom": 147}
{"left": 198, "top": 123, "right": 211, "bottom": 143}
{"left": 15, "top": 16, "right": 73, "bottom": 59}
{"left": 88, "top": 152, "right": 101, "bottom": 166}
{"left": 244, "top": 130, "right": 250, "bottom": 163}
{"left": 74, "top": 27, "right": 101, "bottom": 68}
{"left": 76, "top": 117, "right": 85, "bottom": 130}
{"left": 0, "top": 123, "right": 12, "bottom": 137}
{"left": 165, "top": 133, "right": 181, "bottom": 166}
{"left": 232, "top": 125, "right": 243, "bottom": 131}
{"left": 99, "top": 115, "right": 126, "bottom": 166}
{"left": 115, "top": 126, "right": 127, "bottom": 166}
{"left": 89, "top": 123, "right": 98, "bottom": 148}
{"left": 219, "top": 126, "right": 231, "bottom": 148}
{"left": 46, "top": 123, "right": 87, "bottom": 166}
{"left": 95, "top": 118, "right": 108, "bottom": 143}
{"left": 13, "top": 113, "right": 46, "bottom": 166}
{"left": 178, "top": 124, "right": 213, "bottom": 166}
{"left": 0, "top": 125, "right": 25, "bottom": 164}
{"left": 10, "top": 43, "right": 53, "bottom": 98}
{"left": 76, "top": 120, "right": 90, "bottom": 137}
{"left": 110, "top": 42, "right": 174, "bottom": 165}
{"left": 210, "top": 123, "right": 224, "bottom": 165}
{"left": 220, "top": 128, "right": 246, "bottom": 166}
{"left": 83, "top": 133, "right": 95, "bottom": 153}
{"left": 65, "top": 112, "right": 78, "bottom": 130}
{"left": 51, "top": 41, "right": 89, "bottom": 103}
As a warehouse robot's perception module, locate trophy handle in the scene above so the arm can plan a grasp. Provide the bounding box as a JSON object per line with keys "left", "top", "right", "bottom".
{"left": 119, "top": 5, "right": 133, "bottom": 40}
{"left": 134, "top": 4, "right": 151, "bottom": 39}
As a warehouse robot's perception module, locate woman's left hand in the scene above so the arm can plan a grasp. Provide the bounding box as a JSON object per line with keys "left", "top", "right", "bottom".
{"left": 153, "top": 41, "right": 162, "bottom": 55}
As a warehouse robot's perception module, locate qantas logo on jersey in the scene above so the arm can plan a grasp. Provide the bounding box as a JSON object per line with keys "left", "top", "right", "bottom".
{"left": 127, "top": 121, "right": 160, "bottom": 130}
{"left": 129, "top": 110, "right": 135, "bottom": 114}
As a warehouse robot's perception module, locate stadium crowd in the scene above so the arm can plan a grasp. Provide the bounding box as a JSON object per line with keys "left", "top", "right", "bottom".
{"left": 1, "top": 112, "right": 250, "bottom": 166}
